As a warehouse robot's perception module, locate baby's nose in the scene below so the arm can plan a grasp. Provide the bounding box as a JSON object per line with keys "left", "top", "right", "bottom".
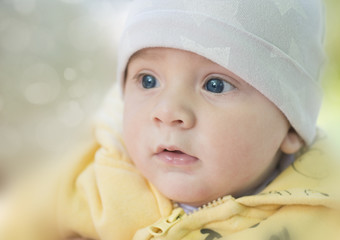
{"left": 151, "top": 93, "right": 196, "bottom": 129}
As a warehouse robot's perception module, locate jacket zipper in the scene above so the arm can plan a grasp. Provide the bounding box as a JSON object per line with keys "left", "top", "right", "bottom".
{"left": 148, "top": 196, "right": 232, "bottom": 237}
{"left": 147, "top": 208, "right": 185, "bottom": 237}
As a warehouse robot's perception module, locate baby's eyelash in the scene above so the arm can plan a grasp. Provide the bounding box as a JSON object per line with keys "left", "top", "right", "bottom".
{"left": 131, "top": 72, "right": 148, "bottom": 85}
{"left": 134, "top": 72, "right": 153, "bottom": 80}
{"left": 133, "top": 73, "right": 146, "bottom": 82}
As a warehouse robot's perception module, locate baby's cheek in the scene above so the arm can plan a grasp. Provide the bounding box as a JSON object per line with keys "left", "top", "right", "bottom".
{"left": 122, "top": 125, "right": 138, "bottom": 158}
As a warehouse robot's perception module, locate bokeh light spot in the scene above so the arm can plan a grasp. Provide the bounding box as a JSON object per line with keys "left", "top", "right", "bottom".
{"left": 24, "top": 82, "right": 54, "bottom": 105}
{"left": 21, "top": 63, "right": 61, "bottom": 105}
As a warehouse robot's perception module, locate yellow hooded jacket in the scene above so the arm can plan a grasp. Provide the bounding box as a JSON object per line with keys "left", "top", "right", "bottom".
{"left": 0, "top": 136, "right": 339, "bottom": 240}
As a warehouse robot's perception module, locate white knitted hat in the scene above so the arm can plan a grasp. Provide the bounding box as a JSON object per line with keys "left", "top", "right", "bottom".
{"left": 116, "top": 0, "right": 326, "bottom": 145}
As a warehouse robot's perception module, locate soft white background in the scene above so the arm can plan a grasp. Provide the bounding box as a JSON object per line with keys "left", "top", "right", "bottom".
{"left": 0, "top": 0, "right": 130, "bottom": 177}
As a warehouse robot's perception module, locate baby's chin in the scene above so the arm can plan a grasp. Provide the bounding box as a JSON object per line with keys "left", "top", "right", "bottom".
{"left": 147, "top": 170, "right": 253, "bottom": 207}
{"left": 156, "top": 182, "right": 230, "bottom": 207}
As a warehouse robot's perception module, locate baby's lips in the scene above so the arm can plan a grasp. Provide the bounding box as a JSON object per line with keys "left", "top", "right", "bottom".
{"left": 156, "top": 149, "right": 199, "bottom": 166}
{"left": 155, "top": 144, "right": 196, "bottom": 158}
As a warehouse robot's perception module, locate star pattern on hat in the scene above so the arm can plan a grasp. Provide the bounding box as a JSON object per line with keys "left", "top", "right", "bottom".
{"left": 271, "top": 0, "right": 307, "bottom": 18}
{"left": 270, "top": 38, "right": 305, "bottom": 72}
{"left": 289, "top": 38, "right": 304, "bottom": 67}
{"left": 180, "top": 36, "right": 231, "bottom": 66}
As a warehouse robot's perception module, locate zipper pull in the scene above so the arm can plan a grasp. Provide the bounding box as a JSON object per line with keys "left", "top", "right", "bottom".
{"left": 148, "top": 208, "right": 185, "bottom": 237}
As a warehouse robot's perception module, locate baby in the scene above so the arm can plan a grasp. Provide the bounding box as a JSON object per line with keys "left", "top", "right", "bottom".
{"left": 1, "top": 0, "right": 340, "bottom": 239}
{"left": 123, "top": 47, "right": 301, "bottom": 207}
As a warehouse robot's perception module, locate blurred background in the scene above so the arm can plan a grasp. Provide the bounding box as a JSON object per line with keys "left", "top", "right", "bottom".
{"left": 0, "top": 0, "right": 339, "bottom": 178}
{"left": 0, "top": 0, "right": 130, "bottom": 179}
{"left": 319, "top": 0, "right": 340, "bottom": 146}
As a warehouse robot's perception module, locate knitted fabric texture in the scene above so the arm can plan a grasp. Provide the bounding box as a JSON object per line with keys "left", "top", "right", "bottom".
{"left": 116, "top": 0, "right": 325, "bottom": 145}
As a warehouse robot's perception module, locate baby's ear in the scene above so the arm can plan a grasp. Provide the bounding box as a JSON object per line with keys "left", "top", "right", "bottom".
{"left": 280, "top": 128, "right": 304, "bottom": 154}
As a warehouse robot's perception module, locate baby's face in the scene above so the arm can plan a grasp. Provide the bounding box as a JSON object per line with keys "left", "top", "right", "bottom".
{"left": 123, "top": 47, "right": 293, "bottom": 206}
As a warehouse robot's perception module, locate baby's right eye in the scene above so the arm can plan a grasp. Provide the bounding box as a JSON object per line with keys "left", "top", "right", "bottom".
{"left": 141, "top": 74, "right": 159, "bottom": 89}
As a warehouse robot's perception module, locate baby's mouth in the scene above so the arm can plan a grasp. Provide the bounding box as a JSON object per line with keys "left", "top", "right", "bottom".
{"left": 164, "top": 149, "right": 184, "bottom": 154}
{"left": 156, "top": 146, "right": 198, "bottom": 166}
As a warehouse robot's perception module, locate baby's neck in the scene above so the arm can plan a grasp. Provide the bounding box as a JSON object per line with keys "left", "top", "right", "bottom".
{"left": 176, "top": 203, "right": 198, "bottom": 214}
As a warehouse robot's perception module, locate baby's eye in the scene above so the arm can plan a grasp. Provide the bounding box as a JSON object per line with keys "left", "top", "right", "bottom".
{"left": 204, "top": 78, "right": 235, "bottom": 93}
{"left": 141, "top": 74, "right": 159, "bottom": 89}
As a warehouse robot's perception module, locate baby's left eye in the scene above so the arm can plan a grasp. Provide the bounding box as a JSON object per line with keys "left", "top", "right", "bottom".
{"left": 204, "top": 78, "right": 235, "bottom": 93}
